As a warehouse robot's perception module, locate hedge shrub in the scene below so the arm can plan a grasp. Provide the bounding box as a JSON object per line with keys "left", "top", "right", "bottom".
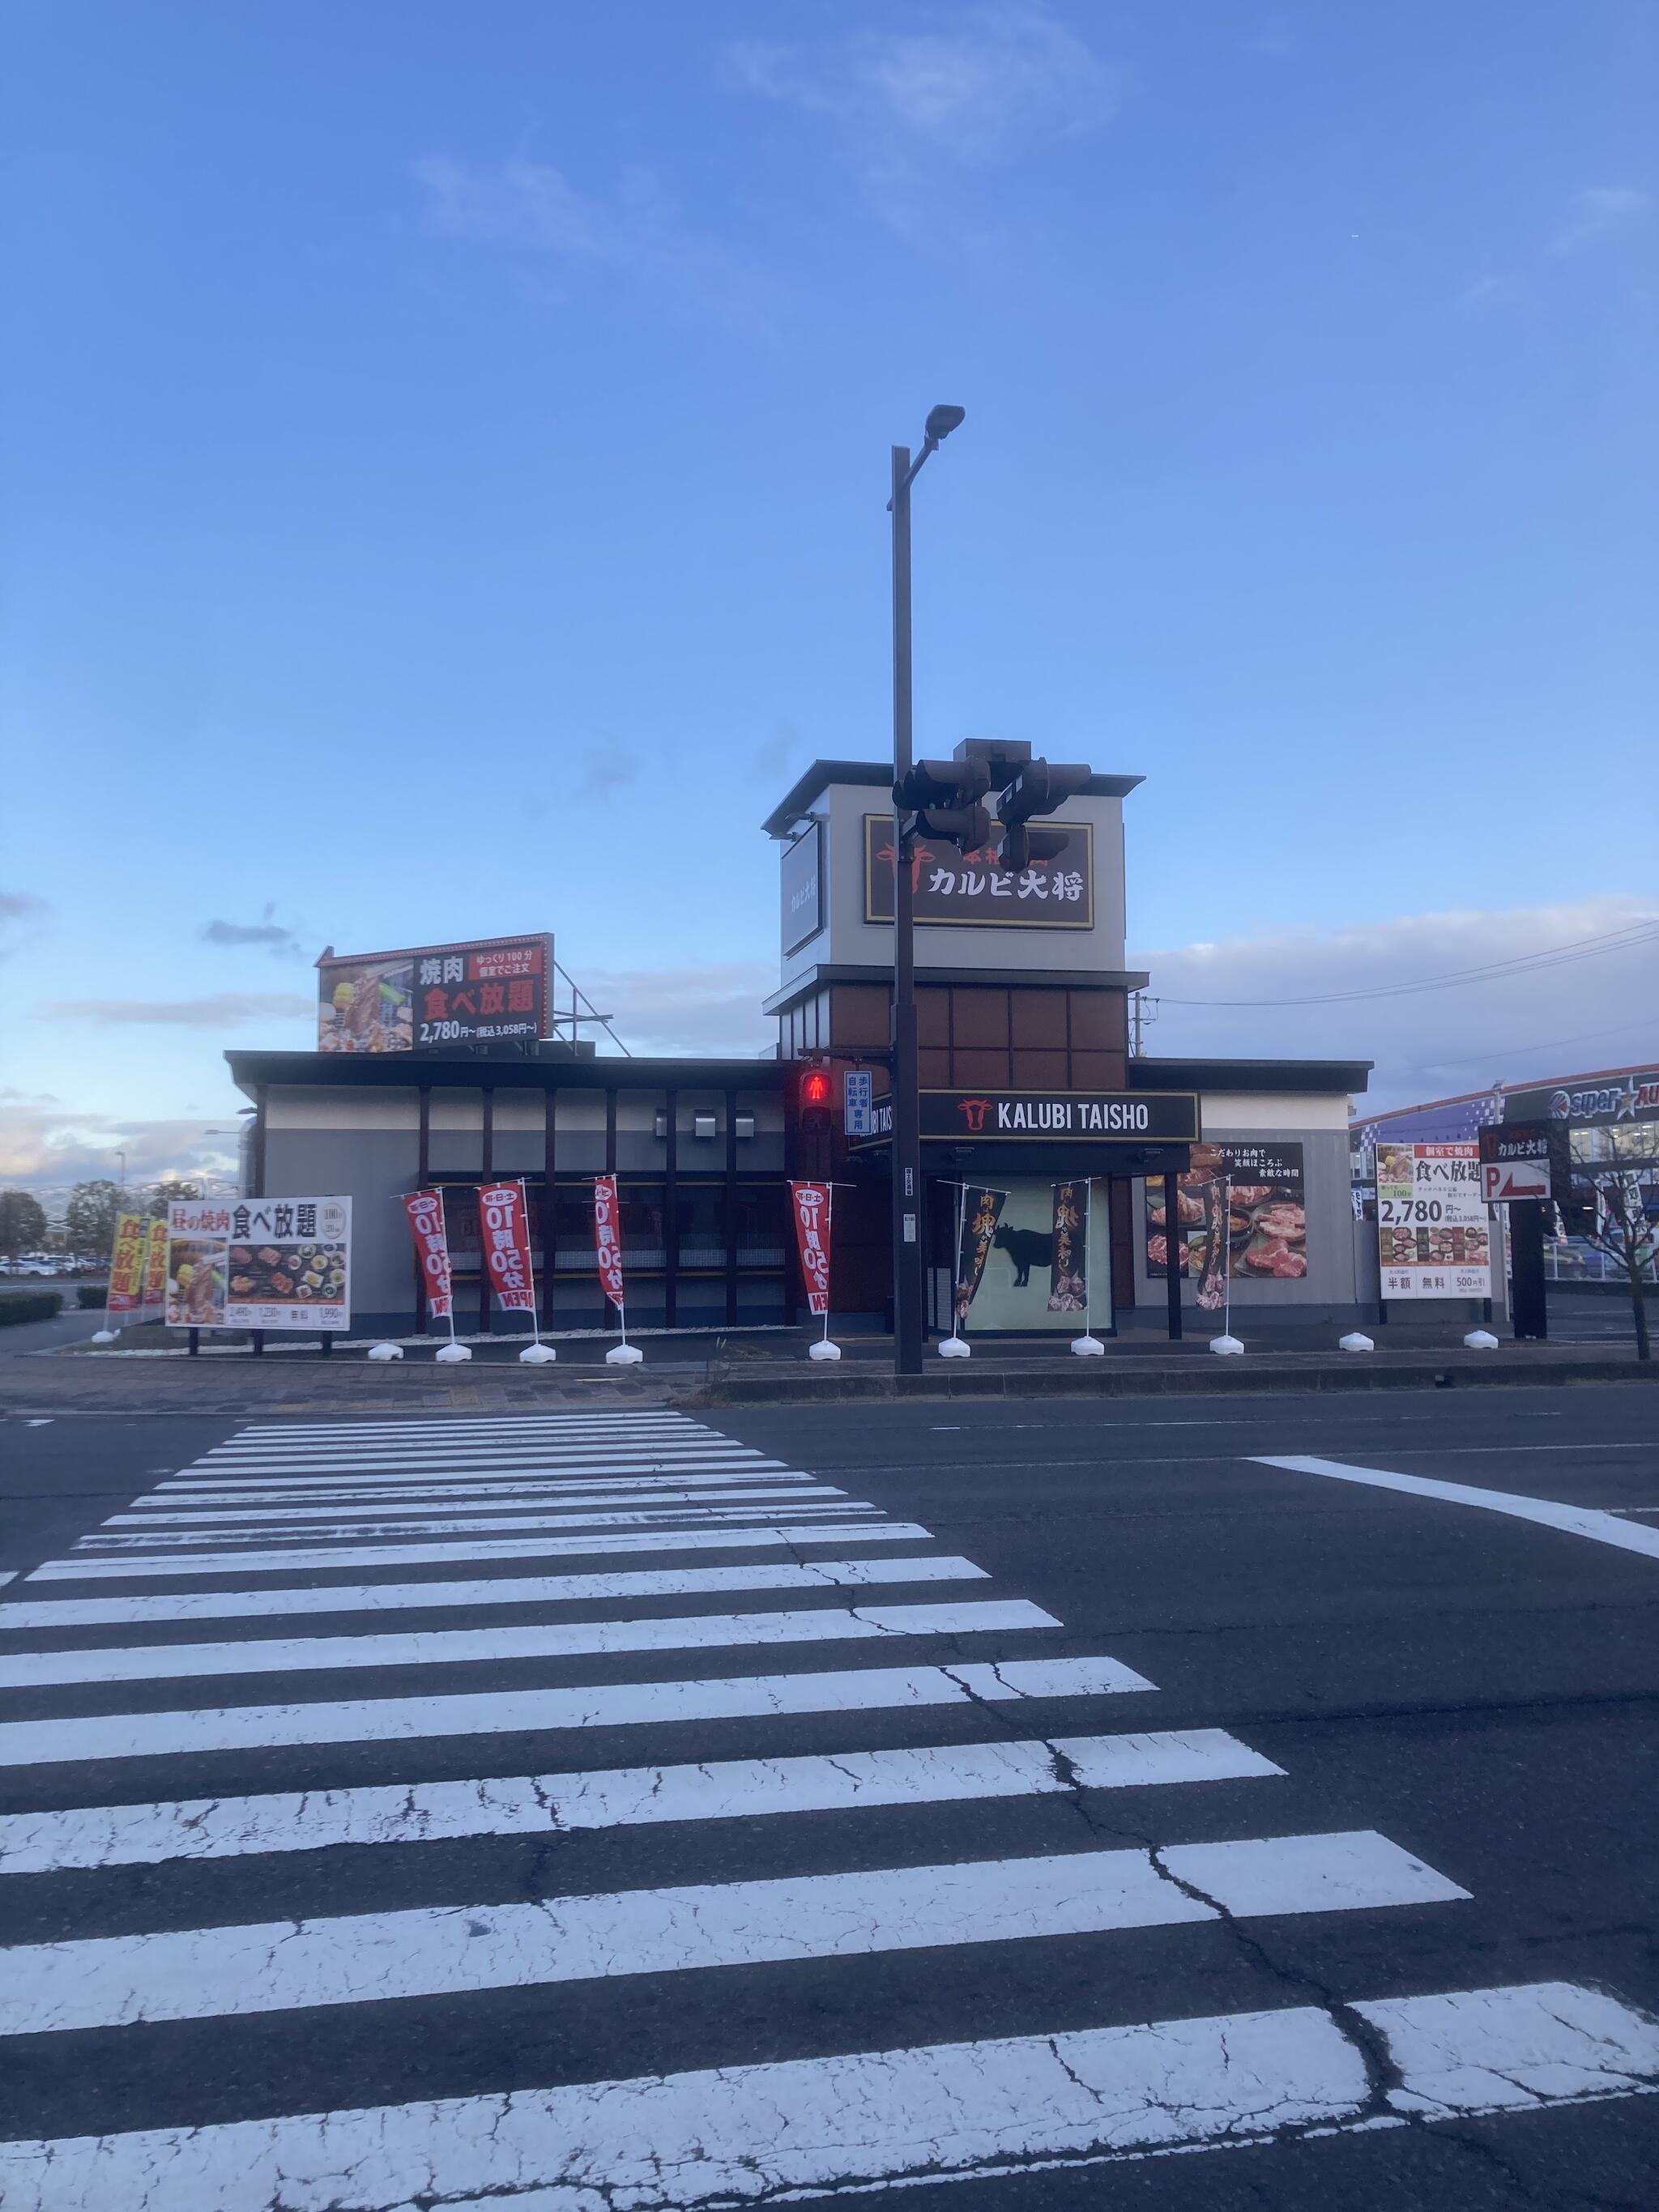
{"left": 76, "top": 1285, "right": 108, "bottom": 1310}
{"left": 0, "top": 1292, "right": 62, "bottom": 1326}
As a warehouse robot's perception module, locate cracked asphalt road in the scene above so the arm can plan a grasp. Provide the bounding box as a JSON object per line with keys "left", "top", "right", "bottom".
{"left": 1, "top": 1385, "right": 1655, "bottom": 2209}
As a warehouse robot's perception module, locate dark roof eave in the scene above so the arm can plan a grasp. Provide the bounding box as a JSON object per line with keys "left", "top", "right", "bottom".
{"left": 761, "top": 760, "right": 1145, "bottom": 838}
{"left": 762, "top": 965, "right": 1150, "bottom": 1016}
{"left": 226, "top": 1050, "right": 786, "bottom": 1097}
{"left": 1128, "top": 1055, "right": 1373, "bottom": 1096}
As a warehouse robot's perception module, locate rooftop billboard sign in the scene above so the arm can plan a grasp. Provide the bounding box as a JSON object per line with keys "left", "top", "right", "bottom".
{"left": 317, "top": 936, "right": 552, "bottom": 1054}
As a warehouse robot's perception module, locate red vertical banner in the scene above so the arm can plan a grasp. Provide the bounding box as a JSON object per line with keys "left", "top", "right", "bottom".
{"left": 402, "top": 1188, "right": 455, "bottom": 1321}
{"left": 593, "top": 1174, "right": 625, "bottom": 1311}
{"left": 478, "top": 1181, "right": 536, "bottom": 1313}
{"left": 789, "top": 1181, "right": 832, "bottom": 1314}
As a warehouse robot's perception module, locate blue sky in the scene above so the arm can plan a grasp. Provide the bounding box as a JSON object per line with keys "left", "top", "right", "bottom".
{"left": 2, "top": 1, "right": 1655, "bottom": 1187}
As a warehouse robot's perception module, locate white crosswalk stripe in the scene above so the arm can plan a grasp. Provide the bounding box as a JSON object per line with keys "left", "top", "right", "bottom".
{"left": 2, "top": 1408, "right": 1653, "bottom": 2209}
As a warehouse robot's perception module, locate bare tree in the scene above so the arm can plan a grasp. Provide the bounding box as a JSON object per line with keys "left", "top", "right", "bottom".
{"left": 1573, "top": 1127, "right": 1655, "bottom": 1361}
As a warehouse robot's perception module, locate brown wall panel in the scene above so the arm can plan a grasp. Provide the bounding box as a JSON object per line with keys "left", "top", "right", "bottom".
{"left": 1070, "top": 1050, "right": 1121, "bottom": 1088}
{"left": 830, "top": 985, "right": 890, "bottom": 1050}
{"left": 953, "top": 1049, "right": 1012, "bottom": 1088}
{"left": 1110, "top": 1176, "right": 1137, "bottom": 1311}
{"left": 1011, "top": 1049, "right": 1068, "bottom": 1088}
{"left": 1068, "top": 991, "right": 1125, "bottom": 1050}
{"left": 949, "top": 987, "right": 1009, "bottom": 1048}
{"left": 919, "top": 1049, "right": 952, "bottom": 1086}
{"left": 917, "top": 987, "right": 950, "bottom": 1046}
{"left": 1011, "top": 991, "right": 1068, "bottom": 1048}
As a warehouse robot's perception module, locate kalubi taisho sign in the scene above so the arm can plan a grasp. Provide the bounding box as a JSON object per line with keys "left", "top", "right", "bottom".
{"left": 856, "top": 1089, "right": 1201, "bottom": 1144}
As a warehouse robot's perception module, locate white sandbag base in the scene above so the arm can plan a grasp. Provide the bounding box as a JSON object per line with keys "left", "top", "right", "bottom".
{"left": 808, "top": 1340, "right": 842, "bottom": 1362}
{"left": 1338, "top": 1332, "right": 1374, "bottom": 1353}
{"left": 1464, "top": 1329, "right": 1500, "bottom": 1350}
{"left": 1209, "top": 1334, "right": 1244, "bottom": 1356}
{"left": 366, "top": 1343, "right": 403, "bottom": 1362}
{"left": 936, "top": 1336, "right": 971, "bottom": 1360}
{"left": 90, "top": 1330, "right": 119, "bottom": 1345}
{"left": 1071, "top": 1336, "right": 1105, "bottom": 1357}
{"left": 433, "top": 1342, "right": 472, "bottom": 1364}
{"left": 518, "top": 1343, "right": 558, "bottom": 1366}
{"left": 607, "top": 1343, "right": 644, "bottom": 1366}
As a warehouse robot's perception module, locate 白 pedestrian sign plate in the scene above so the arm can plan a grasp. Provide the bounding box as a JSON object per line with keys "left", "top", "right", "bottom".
{"left": 844, "top": 1069, "right": 873, "bottom": 1137}
{"left": 1481, "top": 1157, "right": 1551, "bottom": 1204}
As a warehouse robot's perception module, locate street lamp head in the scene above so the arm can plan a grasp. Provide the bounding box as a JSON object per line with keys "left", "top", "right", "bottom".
{"left": 924, "top": 404, "right": 966, "bottom": 443}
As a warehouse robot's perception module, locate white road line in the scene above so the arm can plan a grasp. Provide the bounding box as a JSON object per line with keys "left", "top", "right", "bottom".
{"left": 228, "top": 1415, "right": 703, "bottom": 1436}
{"left": 0, "top": 1831, "right": 1462, "bottom": 2035}
{"left": 198, "top": 1431, "right": 709, "bottom": 1456}
{"left": 0, "top": 1653, "right": 1154, "bottom": 1766}
{"left": 23, "top": 1520, "right": 930, "bottom": 1582}
{"left": 0, "top": 1599, "right": 1057, "bottom": 1690}
{"left": 156, "top": 1466, "right": 788, "bottom": 1495}
{"left": 0, "top": 1556, "right": 983, "bottom": 1630}
{"left": 107, "top": 1483, "right": 841, "bottom": 1527}
{"left": 5, "top": 1980, "right": 1646, "bottom": 2210}
{"left": 0, "top": 1574, "right": 13, "bottom": 1589}
{"left": 75, "top": 1500, "right": 877, "bottom": 1550}
{"left": 1256, "top": 1455, "right": 1659, "bottom": 1562}
{"left": 195, "top": 1445, "right": 770, "bottom": 1469}
{"left": 0, "top": 1729, "right": 1282, "bottom": 1873}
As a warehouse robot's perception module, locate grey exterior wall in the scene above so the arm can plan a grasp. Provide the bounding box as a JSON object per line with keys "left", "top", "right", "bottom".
{"left": 262, "top": 1124, "right": 420, "bottom": 1329}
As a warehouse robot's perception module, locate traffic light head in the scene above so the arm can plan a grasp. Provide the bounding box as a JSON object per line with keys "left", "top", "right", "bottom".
{"left": 996, "top": 821, "right": 1071, "bottom": 873}
{"left": 996, "top": 759, "right": 1092, "bottom": 827}
{"left": 895, "top": 757, "right": 992, "bottom": 853}
{"left": 799, "top": 1064, "right": 832, "bottom": 1134}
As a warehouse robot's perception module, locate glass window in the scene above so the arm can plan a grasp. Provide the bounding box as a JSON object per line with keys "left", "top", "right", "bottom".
{"left": 676, "top": 1184, "right": 726, "bottom": 1268}
{"left": 737, "top": 1181, "right": 787, "bottom": 1268}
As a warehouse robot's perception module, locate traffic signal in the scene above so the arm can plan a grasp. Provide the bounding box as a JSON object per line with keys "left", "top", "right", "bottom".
{"left": 799, "top": 1063, "right": 832, "bottom": 1135}
{"left": 893, "top": 757, "right": 992, "bottom": 855}
{"left": 994, "top": 758, "right": 1091, "bottom": 872}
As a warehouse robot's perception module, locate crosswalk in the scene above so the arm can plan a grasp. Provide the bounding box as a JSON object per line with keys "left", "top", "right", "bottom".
{"left": 2, "top": 1409, "right": 1656, "bottom": 2207}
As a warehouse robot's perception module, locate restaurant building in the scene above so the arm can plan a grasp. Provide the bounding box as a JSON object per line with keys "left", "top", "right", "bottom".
{"left": 226, "top": 756, "right": 1375, "bottom": 1340}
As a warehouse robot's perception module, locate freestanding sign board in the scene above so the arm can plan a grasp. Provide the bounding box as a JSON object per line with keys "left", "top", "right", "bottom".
{"left": 167, "top": 1197, "right": 352, "bottom": 1331}
{"left": 1478, "top": 1120, "right": 1571, "bottom": 1205}
{"left": 1375, "top": 1143, "right": 1491, "bottom": 1299}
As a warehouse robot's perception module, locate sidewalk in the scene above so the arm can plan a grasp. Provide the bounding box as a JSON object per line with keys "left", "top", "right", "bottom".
{"left": 2, "top": 1323, "right": 1652, "bottom": 1417}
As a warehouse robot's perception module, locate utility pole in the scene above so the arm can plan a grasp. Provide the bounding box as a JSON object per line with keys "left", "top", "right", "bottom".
{"left": 887, "top": 405, "right": 965, "bottom": 1375}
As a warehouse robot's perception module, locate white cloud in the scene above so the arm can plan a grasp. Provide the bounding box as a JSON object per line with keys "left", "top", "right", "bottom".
{"left": 36, "top": 994, "right": 313, "bottom": 1029}
{"left": 415, "top": 156, "right": 783, "bottom": 338}
{"left": 582, "top": 962, "right": 777, "bottom": 1059}
{"left": 726, "top": 2, "right": 1120, "bottom": 237}
{"left": 1549, "top": 184, "right": 1653, "bottom": 256}
{"left": 0, "top": 1090, "right": 241, "bottom": 1193}
{"left": 1453, "top": 271, "right": 1533, "bottom": 315}
{"left": 1131, "top": 895, "right": 1659, "bottom": 1113}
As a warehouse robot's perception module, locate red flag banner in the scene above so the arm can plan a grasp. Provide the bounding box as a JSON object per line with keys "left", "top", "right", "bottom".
{"left": 402, "top": 1188, "right": 455, "bottom": 1322}
{"left": 106, "top": 1213, "right": 148, "bottom": 1315}
{"left": 789, "top": 1181, "right": 832, "bottom": 1315}
{"left": 593, "top": 1174, "right": 625, "bottom": 1311}
{"left": 478, "top": 1181, "right": 536, "bottom": 1314}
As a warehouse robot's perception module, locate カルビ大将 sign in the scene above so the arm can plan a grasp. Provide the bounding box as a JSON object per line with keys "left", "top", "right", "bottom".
{"left": 318, "top": 936, "right": 552, "bottom": 1053}
{"left": 864, "top": 816, "right": 1094, "bottom": 929}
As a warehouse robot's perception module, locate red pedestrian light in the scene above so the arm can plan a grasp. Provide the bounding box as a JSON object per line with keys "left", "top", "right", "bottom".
{"left": 800, "top": 1065, "right": 833, "bottom": 1134}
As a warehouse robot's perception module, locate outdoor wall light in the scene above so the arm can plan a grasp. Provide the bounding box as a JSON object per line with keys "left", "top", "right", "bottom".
{"left": 654, "top": 1110, "right": 669, "bottom": 1140}
{"left": 693, "top": 1112, "right": 719, "bottom": 1140}
{"left": 736, "top": 1112, "right": 756, "bottom": 1140}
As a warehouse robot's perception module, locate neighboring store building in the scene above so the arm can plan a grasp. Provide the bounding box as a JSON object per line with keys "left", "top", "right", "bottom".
{"left": 1351, "top": 1063, "right": 1659, "bottom": 1285}
{"left": 226, "top": 756, "right": 1377, "bottom": 1339}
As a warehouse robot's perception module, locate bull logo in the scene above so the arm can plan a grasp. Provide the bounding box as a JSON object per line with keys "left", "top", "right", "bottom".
{"left": 957, "top": 1097, "right": 994, "bottom": 1133}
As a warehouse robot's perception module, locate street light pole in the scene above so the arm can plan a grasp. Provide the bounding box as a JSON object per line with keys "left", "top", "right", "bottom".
{"left": 888, "top": 406, "right": 965, "bottom": 1376}
{"left": 890, "top": 444, "right": 924, "bottom": 1375}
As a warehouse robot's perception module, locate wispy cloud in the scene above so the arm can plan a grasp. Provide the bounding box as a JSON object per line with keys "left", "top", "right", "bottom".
{"left": 1132, "top": 895, "right": 1659, "bottom": 1113}
{"left": 0, "top": 1090, "right": 242, "bottom": 1191}
{"left": 415, "top": 156, "right": 784, "bottom": 339}
{"left": 199, "top": 903, "right": 305, "bottom": 957}
{"left": 725, "top": 2, "right": 1120, "bottom": 237}
{"left": 752, "top": 718, "right": 805, "bottom": 782}
{"left": 36, "top": 994, "right": 314, "bottom": 1029}
{"left": 1549, "top": 184, "right": 1653, "bottom": 256}
{"left": 571, "top": 738, "right": 639, "bottom": 804}
{"left": 1453, "top": 271, "right": 1533, "bottom": 316}
{"left": 0, "top": 889, "right": 50, "bottom": 957}
{"left": 582, "top": 961, "right": 777, "bottom": 1059}
{"left": 1243, "top": 15, "right": 1299, "bottom": 60}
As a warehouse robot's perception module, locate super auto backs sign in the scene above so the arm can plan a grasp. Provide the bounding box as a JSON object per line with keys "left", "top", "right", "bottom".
{"left": 1505, "top": 1070, "right": 1659, "bottom": 1127}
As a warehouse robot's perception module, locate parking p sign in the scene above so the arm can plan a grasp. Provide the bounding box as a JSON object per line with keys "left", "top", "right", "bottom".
{"left": 844, "top": 1068, "right": 873, "bottom": 1137}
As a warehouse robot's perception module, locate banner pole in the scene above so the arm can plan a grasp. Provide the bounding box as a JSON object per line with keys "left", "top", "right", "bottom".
{"left": 956, "top": 1181, "right": 970, "bottom": 1340}
{"left": 521, "top": 1178, "right": 540, "bottom": 1346}
{"left": 440, "top": 1188, "right": 458, "bottom": 1345}
{"left": 823, "top": 1186, "right": 834, "bottom": 1345}
{"left": 1085, "top": 1178, "right": 1092, "bottom": 1336}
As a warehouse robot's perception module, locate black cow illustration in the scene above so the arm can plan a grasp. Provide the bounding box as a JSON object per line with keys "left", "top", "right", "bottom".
{"left": 992, "top": 1225, "right": 1052, "bottom": 1289}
